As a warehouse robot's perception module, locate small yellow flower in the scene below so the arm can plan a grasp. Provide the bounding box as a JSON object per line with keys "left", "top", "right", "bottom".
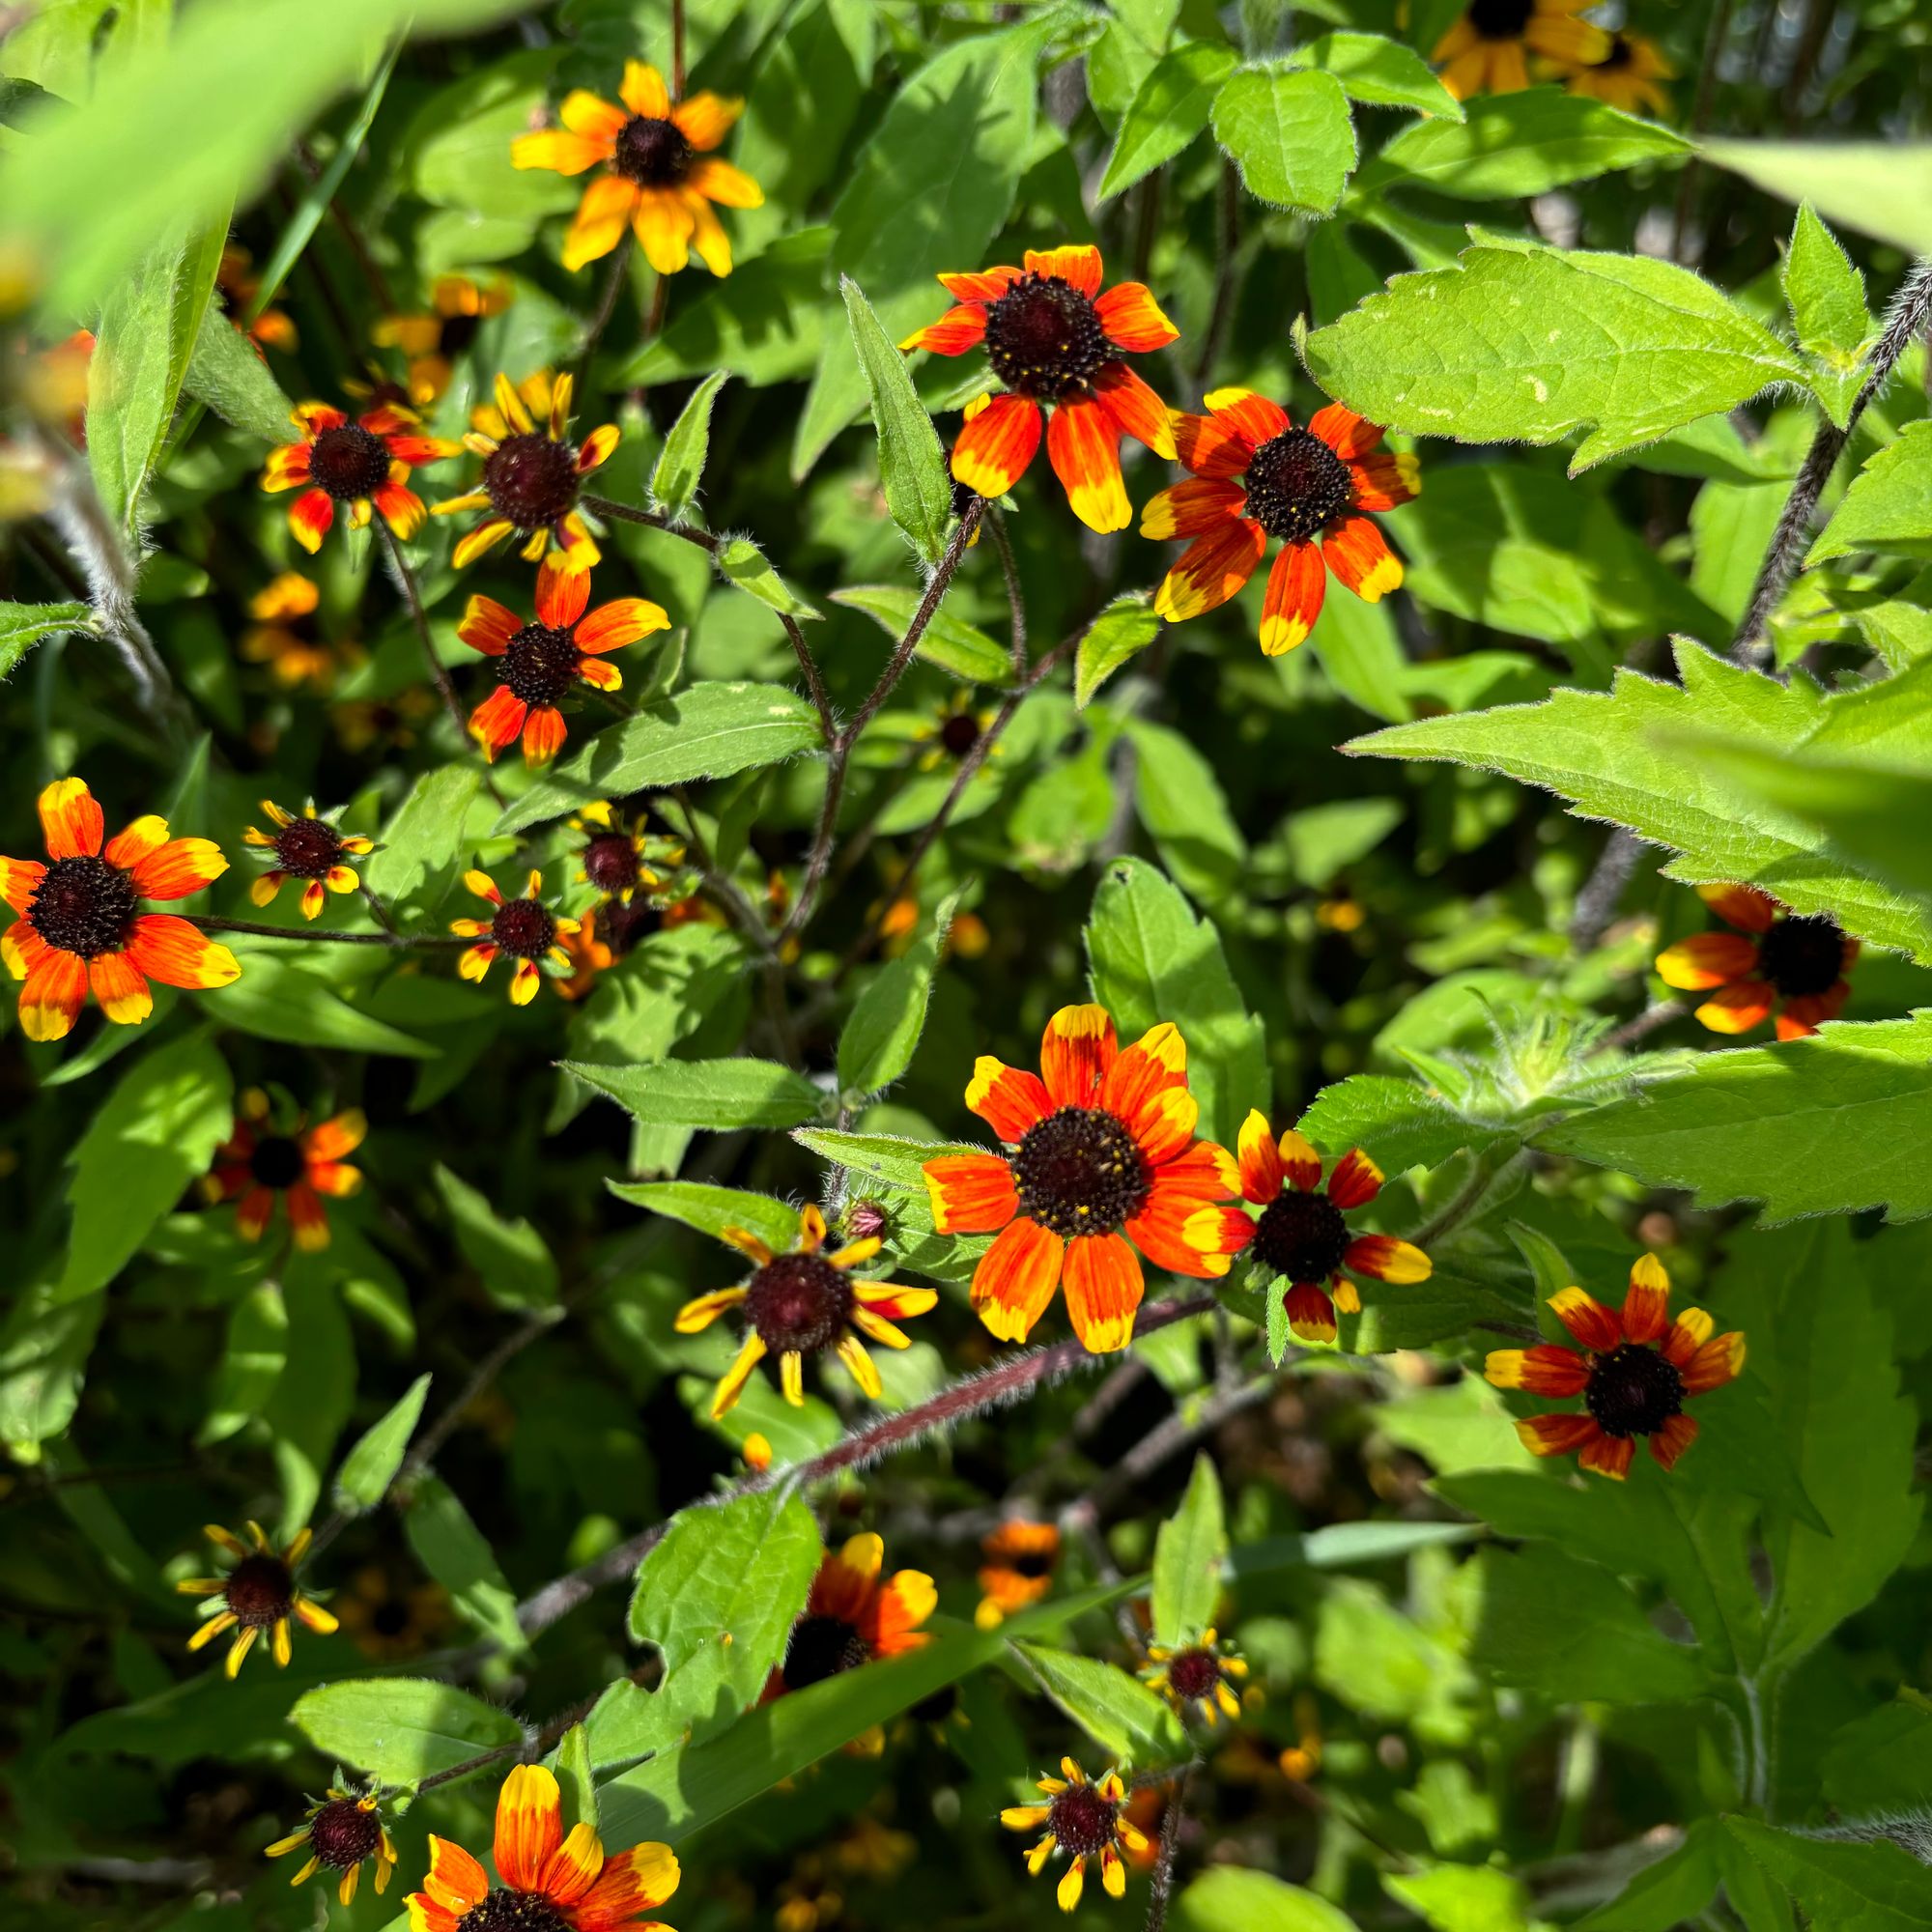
{"left": 177, "top": 1521, "right": 337, "bottom": 1676}
{"left": 266, "top": 1785, "right": 396, "bottom": 1906}
{"left": 1142, "top": 1628, "right": 1251, "bottom": 1725}
{"left": 1001, "top": 1758, "right": 1148, "bottom": 1910}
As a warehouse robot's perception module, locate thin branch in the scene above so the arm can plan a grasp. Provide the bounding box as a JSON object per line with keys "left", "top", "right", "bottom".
{"left": 1190, "top": 161, "right": 1240, "bottom": 387}
{"left": 575, "top": 233, "right": 635, "bottom": 386}
{"left": 1669, "top": 0, "right": 1735, "bottom": 264}
{"left": 193, "top": 915, "right": 469, "bottom": 949}
{"left": 358, "top": 882, "right": 403, "bottom": 938}
{"left": 671, "top": 0, "right": 687, "bottom": 96}
{"left": 1600, "top": 998, "right": 1687, "bottom": 1052}
{"left": 1143, "top": 1766, "right": 1193, "bottom": 1932}
{"left": 1570, "top": 827, "right": 1645, "bottom": 953}
{"left": 987, "top": 507, "right": 1029, "bottom": 676}
{"left": 378, "top": 522, "right": 469, "bottom": 744}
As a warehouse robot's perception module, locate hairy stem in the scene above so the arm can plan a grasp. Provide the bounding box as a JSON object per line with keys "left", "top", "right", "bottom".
{"left": 1143, "top": 1766, "right": 1193, "bottom": 1932}
{"left": 194, "top": 915, "right": 469, "bottom": 948}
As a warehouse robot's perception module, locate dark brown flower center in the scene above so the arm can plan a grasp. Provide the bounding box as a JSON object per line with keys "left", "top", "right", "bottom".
{"left": 310, "top": 423, "right": 392, "bottom": 501}
{"left": 1243, "top": 429, "right": 1351, "bottom": 544}
{"left": 782, "top": 1612, "right": 872, "bottom": 1690}
{"left": 1250, "top": 1189, "right": 1350, "bottom": 1284}
{"left": 1011, "top": 1107, "right": 1151, "bottom": 1239}
{"left": 223, "top": 1553, "right": 295, "bottom": 1628}
{"left": 938, "top": 711, "right": 982, "bottom": 756}
{"left": 1047, "top": 1783, "right": 1121, "bottom": 1859}
{"left": 1755, "top": 913, "right": 1845, "bottom": 999}
{"left": 273, "top": 817, "right": 345, "bottom": 879}
{"left": 1600, "top": 31, "right": 1635, "bottom": 68}
{"left": 1009, "top": 1548, "right": 1055, "bottom": 1579}
{"left": 614, "top": 115, "right": 694, "bottom": 187}
{"left": 602, "top": 899, "right": 663, "bottom": 957}
{"left": 1167, "top": 1648, "right": 1224, "bottom": 1701}
{"left": 502, "top": 623, "right": 582, "bottom": 706}
{"left": 582, "top": 831, "right": 640, "bottom": 895}
{"left": 440, "top": 312, "right": 482, "bottom": 357}
{"left": 483, "top": 433, "right": 579, "bottom": 532}
{"left": 492, "top": 897, "right": 556, "bottom": 960}
{"left": 744, "top": 1252, "right": 853, "bottom": 1356}
{"left": 307, "top": 1798, "right": 383, "bottom": 1869}
{"left": 28, "top": 854, "right": 138, "bottom": 958}
{"left": 1585, "top": 1343, "right": 1684, "bottom": 1438}
{"left": 371, "top": 1598, "right": 411, "bottom": 1636}
{"left": 984, "top": 273, "right": 1109, "bottom": 399}
{"left": 1468, "top": 0, "right": 1535, "bottom": 38}
{"left": 458, "top": 1892, "right": 571, "bottom": 1932}
{"left": 249, "top": 1135, "right": 306, "bottom": 1190}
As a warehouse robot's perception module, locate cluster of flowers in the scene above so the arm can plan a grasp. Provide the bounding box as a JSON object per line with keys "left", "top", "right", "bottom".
{"left": 1433, "top": 0, "right": 1674, "bottom": 112}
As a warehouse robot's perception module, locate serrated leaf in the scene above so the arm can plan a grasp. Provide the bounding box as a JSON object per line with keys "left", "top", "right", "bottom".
{"left": 290, "top": 1678, "right": 524, "bottom": 1786}
{"left": 1303, "top": 244, "right": 1803, "bottom": 471}
{"left": 838, "top": 892, "right": 956, "bottom": 1099}
{"left": 841, "top": 276, "right": 952, "bottom": 563}
{"left": 553, "top": 1723, "right": 597, "bottom": 1835}
{"left": 565, "top": 1057, "right": 823, "bottom": 1131}
{"left": 1097, "top": 41, "right": 1239, "bottom": 199}
{"left": 792, "top": 1127, "right": 980, "bottom": 1197}
{"left": 1073, "top": 594, "right": 1163, "bottom": 707}
{"left": 1809, "top": 420, "right": 1932, "bottom": 565}
{"left": 833, "top": 585, "right": 1009, "bottom": 685}
{"left": 1782, "top": 203, "right": 1872, "bottom": 428}
{"left": 1151, "top": 1454, "right": 1226, "bottom": 1648}
{"left": 1724, "top": 1820, "right": 1932, "bottom": 1930}
{"left": 0, "top": 600, "right": 95, "bottom": 678}
{"left": 649, "top": 369, "right": 729, "bottom": 524}
{"left": 332, "top": 1372, "right": 432, "bottom": 1510}
{"left": 1290, "top": 31, "right": 1463, "bottom": 120}
{"left": 607, "top": 1180, "right": 803, "bottom": 1256}
{"left": 1297, "top": 1075, "right": 1514, "bottom": 1173}
{"left": 1211, "top": 63, "right": 1356, "bottom": 213}
{"left": 1015, "top": 1643, "right": 1187, "bottom": 1767}
{"left": 361, "top": 764, "right": 481, "bottom": 922}
{"left": 1574, "top": 1820, "right": 1723, "bottom": 1932}
{"left": 1383, "top": 1865, "right": 1534, "bottom": 1932}
{"left": 182, "top": 294, "right": 296, "bottom": 443}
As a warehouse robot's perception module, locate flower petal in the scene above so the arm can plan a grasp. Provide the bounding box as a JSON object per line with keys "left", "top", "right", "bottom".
{"left": 670, "top": 90, "right": 743, "bottom": 151}
{"left": 1343, "top": 1234, "right": 1431, "bottom": 1284}
{"left": 1693, "top": 980, "right": 1776, "bottom": 1034}
{"left": 1486, "top": 1343, "right": 1589, "bottom": 1396}
{"left": 1548, "top": 1287, "right": 1622, "bottom": 1352}
{"left": 562, "top": 175, "right": 641, "bottom": 270}
{"left": 1622, "top": 1253, "right": 1671, "bottom": 1343}
{"left": 1090, "top": 360, "right": 1176, "bottom": 457}
{"left": 421, "top": 1837, "right": 489, "bottom": 1916}
{"left": 88, "top": 950, "right": 152, "bottom": 1026}
{"left": 1321, "top": 512, "right": 1403, "bottom": 600}
{"left": 512, "top": 129, "right": 611, "bottom": 176}
{"left": 128, "top": 835, "right": 228, "bottom": 901}
{"left": 39, "top": 778, "right": 103, "bottom": 860}
{"left": 1283, "top": 1282, "right": 1338, "bottom": 1343}
{"left": 1308, "top": 401, "right": 1384, "bottom": 462}
{"left": 952, "top": 391, "right": 1042, "bottom": 498}
{"left": 1579, "top": 1430, "right": 1637, "bottom": 1479}
{"left": 535, "top": 554, "right": 592, "bottom": 630}
{"left": 458, "top": 595, "right": 522, "bottom": 656}
{"left": 1204, "top": 385, "right": 1291, "bottom": 448}
{"left": 1517, "top": 1413, "right": 1604, "bottom": 1460}
{"left": 493, "top": 1764, "right": 563, "bottom": 1892}
{"left": 631, "top": 186, "right": 696, "bottom": 275}
{"left": 1094, "top": 279, "right": 1179, "bottom": 352}
{"left": 967, "top": 1056, "right": 1054, "bottom": 1142}
{"left": 1697, "top": 882, "right": 1779, "bottom": 933}
{"left": 1153, "top": 516, "right": 1267, "bottom": 622}
{"left": 1650, "top": 1412, "right": 1699, "bottom": 1471}
{"left": 970, "top": 1216, "right": 1065, "bottom": 1344}
{"left": 1656, "top": 930, "right": 1760, "bottom": 991}
{"left": 469, "top": 685, "right": 529, "bottom": 759}
{"left": 1236, "top": 1110, "right": 1284, "bottom": 1204}
{"left": 1258, "top": 540, "right": 1325, "bottom": 656}
{"left": 288, "top": 488, "right": 335, "bottom": 553}
{"left": 575, "top": 597, "right": 669, "bottom": 654}
{"left": 688, "top": 156, "right": 763, "bottom": 209}
{"left": 574, "top": 1843, "right": 680, "bottom": 1931}
{"left": 1349, "top": 450, "right": 1421, "bottom": 513}
{"left": 1172, "top": 409, "right": 1254, "bottom": 479}
{"left": 124, "top": 914, "right": 241, "bottom": 990}
{"left": 1061, "top": 1233, "right": 1144, "bottom": 1353}
{"left": 1327, "top": 1148, "right": 1383, "bottom": 1210}
{"left": 1140, "top": 478, "right": 1248, "bottom": 541}
{"left": 1039, "top": 1003, "right": 1118, "bottom": 1108}
{"left": 620, "top": 61, "right": 671, "bottom": 118}
{"left": 923, "top": 1151, "right": 1019, "bottom": 1235}
{"left": 1023, "top": 244, "right": 1103, "bottom": 296}
{"left": 902, "top": 303, "right": 988, "bottom": 355}
{"left": 1046, "top": 390, "right": 1128, "bottom": 533}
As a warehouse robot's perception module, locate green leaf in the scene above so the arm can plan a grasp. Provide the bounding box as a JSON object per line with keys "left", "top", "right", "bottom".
{"left": 289, "top": 1678, "right": 524, "bottom": 1787}
{"left": 607, "top": 1180, "right": 803, "bottom": 1256}
{"left": 1538, "top": 1015, "right": 1932, "bottom": 1224}
{"left": 1724, "top": 1820, "right": 1932, "bottom": 1930}
{"left": 832, "top": 586, "right": 1009, "bottom": 686}
{"left": 648, "top": 370, "right": 730, "bottom": 525}
{"left": 838, "top": 893, "right": 956, "bottom": 1100}
{"left": 332, "top": 1372, "right": 432, "bottom": 1511}
{"left": 1383, "top": 1866, "right": 1534, "bottom": 1932}
{"left": 58, "top": 1035, "right": 233, "bottom": 1304}
{"left": 1016, "top": 1643, "right": 1187, "bottom": 1767}
{"left": 213, "top": 952, "right": 437, "bottom": 1058}
{"left": 434, "top": 1164, "right": 558, "bottom": 1310}
{"left": 1085, "top": 857, "right": 1266, "bottom": 1149}
{"left": 629, "top": 1492, "right": 822, "bottom": 1738}
{"left": 0, "top": 601, "right": 95, "bottom": 678}
{"left": 1303, "top": 244, "right": 1803, "bottom": 471}
{"left": 1575, "top": 1821, "right": 1723, "bottom": 1932}
{"left": 1211, "top": 62, "right": 1356, "bottom": 213}
{"left": 1782, "top": 204, "right": 1873, "bottom": 428}
{"left": 1348, "top": 639, "right": 1932, "bottom": 961}
{"left": 403, "top": 1473, "right": 526, "bottom": 1657}
{"left": 1810, "top": 420, "right": 1932, "bottom": 565}
{"left": 0, "top": 1279, "right": 107, "bottom": 1452}
{"left": 494, "top": 683, "right": 824, "bottom": 836}
{"left": 1297, "top": 1075, "right": 1512, "bottom": 1174}
{"left": 1176, "top": 1868, "right": 1359, "bottom": 1932}
{"left": 1097, "top": 41, "right": 1240, "bottom": 200}
{"left": 1151, "top": 1453, "right": 1226, "bottom": 1648}
{"left": 554, "top": 1723, "right": 597, "bottom": 1836}
{"left": 1701, "top": 138, "right": 1932, "bottom": 265}
{"left": 1358, "top": 90, "right": 1686, "bottom": 200}
{"left": 1073, "top": 594, "right": 1163, "bottom": 708}
{"left": 841, "top": 276, "right": 952, "bottom": 565}
{"left": 181, "top": 296, "right": 297, "bottom": 442}
{"left": 714, "top": 536, "right": 821, "bottom": 619}
{"left": 1823, "top": 1698, "right": 1932, "bottom": 1817}
{"left": 565, "top": 1058, "right": 824, "bottom": 1131}
{"left": 361, "top": 764, "right": 482, "bottom": 923}
{"left": 1127, "top": 720, "right": 1248, "bottom": 908}
{"left": 791, "top": 1127, "right": 979, "bottom": 1198}
{"left": 1290, "top": 31, "right": 1463, "bottom": 120}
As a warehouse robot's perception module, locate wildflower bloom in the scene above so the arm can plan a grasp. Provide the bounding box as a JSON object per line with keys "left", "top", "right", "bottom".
{"left": 1234, "top": 1113, "right": 1433, "bottom": 1343}
{"left": 261, "top": 401, "right": 459, "bottom": 553}
{"left": 436, "top": 370, "right": 618, "bottom": 570}
{"left": 1, "top": 777, "right": 239, "bottom": 1041}
{"left": 674, "top": 1206, "right": 937, "bottom": 1417}
{"left": 242, "top": 799, "right": 373, "bottom": 921}
{"left": 334, "top": 1565, "right": 451, "bottom": 1660}
{"left": 1431, "top": 0, "right": 1609, "bottom": 96}
{"left": 902, "top": 244, "right": 1179, "bottom": 534}
{"left": 178, "top": 1521, "right": 338, "bottom": 1675}
{"left": 572, "top": 801, "right": 677, "bottom": 902}
{"left": 217, "top": 244, "right": 298, "bottom": 354}
{"left": 267, "top": 1786, "right": 396, "bottom": 1906}
{"left": 450, "top": 869, "right": 582, "bottom": 1005}
{"left": 766, "top": 1533, "right": 936, "bottom": 1698}
{"left": 1567, "top": 30, "right": 1674, "bottom": 113}
{"left": 204, "top": 1089, "right": 366, "bottom": 1252}
{"left": 372, "top": 273, "right": 513, "bottom": 405}
{"left": 240, "top": 574, "right": 343, "bottom": 690}
{"left": 923, "top": 1006, "right": 1248, "bottom": 1353}
{"left": 916, "top": 694, "right": 997, "bottom": 771}
{"left": 458, "top": 556, "right": 668, "bottom": 765}
{"left": 1143, "top": 1629, "right": 1249, "bottom": 1726}
{"left": 1145, "top": 391, "right": 1417, "bottom": 654}
{"left": 406, "top": 1763, "right": 679, "bottom": 1932}
{"left": 1486, "top": 1256, "right": 1746, "bottom": 1479}
{"left": 1002, "top": 1759, "right": 1149, "bottom": 1910}
{"left": 976, "top": 1520, "right": 1061, "bottom": 1629}
{"left": 511, "top": 60, "right": 762, "bottom": 275}
{"left": 1655, "top": 884, "right": 1858, "bottom": 1039}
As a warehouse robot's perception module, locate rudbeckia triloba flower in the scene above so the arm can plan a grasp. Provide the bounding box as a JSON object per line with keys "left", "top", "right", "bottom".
{"left": 1, "top": 777, "right": 240, "bottom": 1040}
{"left": 976, "top": 1520, "right": 1061, "bottom": 1629}
{"left": 674, "top": 1206, "right": 938, "bottom": 1417}
{"left": 217, "top": 243, "right": 297, "bottom": 354}
{"left": 1002, "top": 1758, "right": 1149, "bottom": 1910}
{"left": 1567, "top": 29, "right": 1674, "bottom": 113}
{"left": 458, "top": 555, "right": 668, "bottom": 765}
{"left": 1655, "top": 884, "right": 1858, "bottom": 1039}
{"left": 1143, "top": 1629, "right": 1250, "bottom": 1725}
{"left": 178, "top": 1521, "right": 338, "bottom": 1675}
{"left": 334, "top": 1564, "right": 450, "bottom": 1660}
{"left": 267, "top": 1785, "right": 397, "bottom": 1906}
{"left": 571, "top": 801, "right": 678, "bottom": 902}
{"left": 261, "top": 401, "right": 459, "bottom": 553}
{"left": 204, "top": 1089, "right": 366, "bottom": 1252}
{"left": 239, "top": 574, "right": 343, "bottom": 690}
{"left": 436, "top": 370, "right": 618, "bottom": 570}
{"left": 1431, "top": 0, "right": 1609, "bottom": 96}
{"left": 766, "top": 1533, "right": 936, "bottom": 1701}
{"left": 901, "top": 244, "right": 1178, "bottom": 534}
{"left": 450, "top": 869, "right": 582, "bottom": 1005}
{"left": 923, "top": 1005, "right": 1249, "bottom": 1353}
{"left": 242, "top": 799, "right": 374, "bottom": 921}
{"left": 406, "top": 1764, "right": 680, "bottom": 1932}
{"left": 1486, "top": 1256, "right": 1747, "bottom": 1478}
{"left": 1234, "top": 1113, "right": 1432, "bottom": 1344}
{"left": 372, "top": 272, "right": 513, "bottom": 405}
{"left": 1144, "top": 391, "right": 1418, "bottom": 655}
{"left": 511, "top": 60, "right": 762, "bottom": 275}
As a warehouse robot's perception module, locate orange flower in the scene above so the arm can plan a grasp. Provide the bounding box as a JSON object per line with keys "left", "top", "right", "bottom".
{"left": 458, "top": 555, "right": 668, "bottom": 765}
{"left": 511, "top": 60, "right": 763, "bottom": 275}
{"left": 242, "top": 799, "right": 374, "bottom": 920}
{"left": 1002, "top": 1758, "right": 1149, "bottom": 1910}
{"left": 1486, "top": 1256, "right": 1746, "bottom": 1480}
{"left": 451, "top": 870, "right": 582, "bottom": 1005}
{"left": 902, "top": 244, "right": 1179, "bottom": 534}
{"left": 372, "top": 272, "right": 514, "bottom": 405}
{"left": 205, "top": 1088, "right": 365, "bottom": 1252}
{"left": 976, "top": 1520, "right": 1061, "bottom": 1628}
{"left": 1234, "top": 1113, "right": 1432, "bottom": 1344}
{"left": 260, "top": 401, "right": 459, "bottom": 554}
{"left": 406, "top": 1764, "right": 679, "bottom": 1932}
{"left": 1655, "top": 884, "right": 1858, "bottom": 1039}
{"left": 765, "top": 1533, "right": 936, "bottom": 1700}
{"left": 434, "top": 370, "right": 618, "bottom": 571}
{"left": 921, "top": 1004, "right": 1249, "bottom": 1353}
{"left": 217, "top": 244, "right": 298, "bottom": 354}
{"left": 1, "top": 778, "right": 239, "bottom": 1041}
{"left": 554, "top": 908, "right": 615, "bottom": 1002}
{"left": 239, "top": 574, "right": 345, "bottom": 691}
{"left": 1144, "top": 390, "right": 1417, "bottom": 655}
